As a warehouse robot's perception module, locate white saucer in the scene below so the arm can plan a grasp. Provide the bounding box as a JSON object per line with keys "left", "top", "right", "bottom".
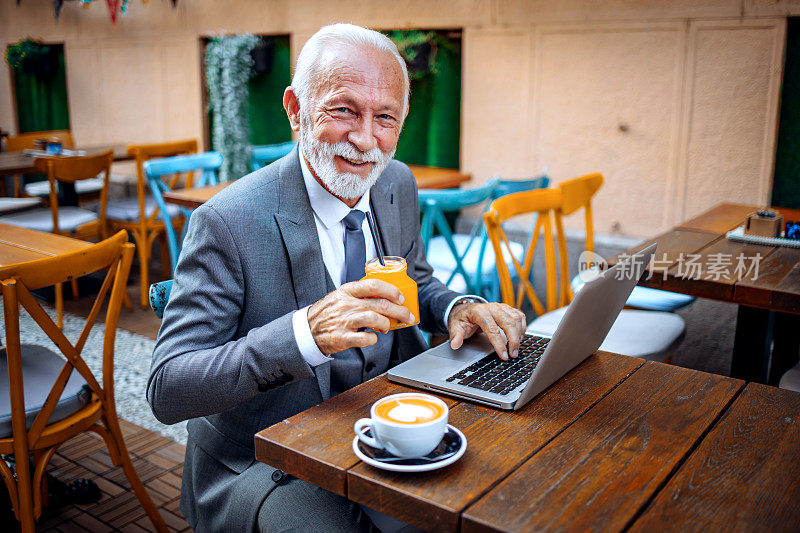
{"left": 351, "top": 424, "right": 467, "bottom": 473}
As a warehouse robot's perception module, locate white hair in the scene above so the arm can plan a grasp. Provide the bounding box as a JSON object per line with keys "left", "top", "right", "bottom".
{"left": 292, "top": 23, "right": 410, "bottom": 117}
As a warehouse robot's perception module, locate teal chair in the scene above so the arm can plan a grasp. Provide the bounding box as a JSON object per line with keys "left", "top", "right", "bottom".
{"left": 144, "top": 152, "right": 223, "bottom": 272}
{"left": 250, "top": 142, "right": 297, "bottom": 171}
{"left": 421, "top": 176, "right": 550, "bottom": 300}
{"left": 149, "top": 279, "right": 173, "bottom": 318}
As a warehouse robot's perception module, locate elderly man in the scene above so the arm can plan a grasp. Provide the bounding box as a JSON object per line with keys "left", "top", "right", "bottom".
{"left": 148, "top": 23, "right": 525, "bottom": 532}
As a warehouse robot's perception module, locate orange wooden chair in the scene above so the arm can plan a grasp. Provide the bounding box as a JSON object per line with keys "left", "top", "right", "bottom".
{"left": 0, "top": 150, "right": 116, "bottom": 328}
{"left": 483, "top": 187, "right": 685, "bottom": 361}
{"left": 107, "top": 140, "right": 197, "bottom": 307}
{"left": 0, "top": 231, "right": 167, "bottom": 532}
{"left": 561, "top": 172, "right": 695, "bottom": 311}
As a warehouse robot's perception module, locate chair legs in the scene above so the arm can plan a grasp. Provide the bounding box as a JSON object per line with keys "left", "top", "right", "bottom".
{"left": 54, "top": 282, "right": 64, "bottom": 329}
{"left": 101, "top": 413, "right": 168, "bottom": 532}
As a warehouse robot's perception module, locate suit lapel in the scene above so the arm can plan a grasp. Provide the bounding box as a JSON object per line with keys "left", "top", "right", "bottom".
{"left": 274, "top": 149, "right": 330, "bottom": 309}
{"left": 370, "top": 177, "right": 401, "bottom": 255}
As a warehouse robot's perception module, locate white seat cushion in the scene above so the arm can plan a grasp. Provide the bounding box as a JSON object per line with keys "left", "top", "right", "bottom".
{"left": 0, "top": 207, "right": 97, "bottom": 233}
{"left": 432, "top": 266, "right": 469, "bottom": 293}
{"left": 779, "top": 362, "right": 800, "bottom": 392}
{"left": 427, "top": 234, "right": 524, "bottom": 274}
{"left": 24, "top": 176, "right": 107, "bottom": 197}
{"left": 0, "top": 345, "right": 91, "bottom": 439}
{"left": 527, "top": 307, "right": 685, "bottom": 361}
{"left": 105, "top": 196, "right": 182, "bottom": 222}
{"left": 571, "top": 271, "right": 694, "bottom": 312}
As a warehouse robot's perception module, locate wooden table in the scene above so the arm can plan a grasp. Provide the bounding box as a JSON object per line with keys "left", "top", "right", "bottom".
{"left": 610, "top": 203, "right": 800, "bottom": 384}
{"left": 162, "top": 166, "right": 472, "bottom": 210}
{"left": 0, "top": 222, "right": 89, "bottom": 266}
{"left": 0, "top": 144, "right": 132, "bottom": 176}
{"left": 255, "top": 354, "right": 800, "bottom": 532}
{"left": 163, "top": 182, "right": 231, "bottom": 209}
{"left": 407, "top": 165, "right": 471, "bottom": 190}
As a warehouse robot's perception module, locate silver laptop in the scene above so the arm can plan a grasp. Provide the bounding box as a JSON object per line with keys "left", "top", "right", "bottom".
{"left": 388, "top": 243, "right": 656, "bottom": 410}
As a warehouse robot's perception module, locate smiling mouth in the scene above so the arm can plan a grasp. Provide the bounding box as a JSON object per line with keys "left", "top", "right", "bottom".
{"left": 336, "top": 155, "right": 372, "bottom": 167}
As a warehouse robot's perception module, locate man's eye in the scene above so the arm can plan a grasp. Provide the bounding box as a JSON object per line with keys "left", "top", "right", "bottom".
{"left": 378, "top": 114, "right": 395, "bottom": 121}
{"left": 336, "top": 107, "right": 351, "bottom": 114}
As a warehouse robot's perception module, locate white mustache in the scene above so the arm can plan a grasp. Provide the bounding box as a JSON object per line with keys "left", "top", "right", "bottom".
{"left": 326, "top": 141, "right": 387, "bottom": 164}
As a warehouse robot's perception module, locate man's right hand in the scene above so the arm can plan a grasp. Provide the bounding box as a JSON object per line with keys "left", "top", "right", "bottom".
{"left": 307, "top": 279, "right": 415, "bottom": 354}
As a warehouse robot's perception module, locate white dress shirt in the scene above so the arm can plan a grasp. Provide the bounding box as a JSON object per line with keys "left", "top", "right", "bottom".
{"left": 291, "top": 152, "right": 483, "bottom": 366}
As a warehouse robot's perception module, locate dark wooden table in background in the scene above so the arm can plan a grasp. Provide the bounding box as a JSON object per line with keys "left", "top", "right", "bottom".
{"left": 610, "top": 203, "right": 800, "bottom": 384}
{"left": 0, "top": 144, "right": 132, "bottom": 176}
{"left": 254, "top": 354, "right": 800, "bottom": 532}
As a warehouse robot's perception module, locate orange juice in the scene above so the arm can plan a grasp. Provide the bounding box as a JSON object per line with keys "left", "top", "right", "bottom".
{"left": 362, "top": 256, "right": 419, "bottom": 330}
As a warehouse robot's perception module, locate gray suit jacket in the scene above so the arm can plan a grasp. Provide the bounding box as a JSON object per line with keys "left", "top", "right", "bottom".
{"left": 147, "top": 148, "right": 459, "bottom": 532}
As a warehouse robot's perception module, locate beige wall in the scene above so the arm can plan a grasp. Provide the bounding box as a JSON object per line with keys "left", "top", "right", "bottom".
{"left": 1, "top": 0, "right": 794, "bottom": 237}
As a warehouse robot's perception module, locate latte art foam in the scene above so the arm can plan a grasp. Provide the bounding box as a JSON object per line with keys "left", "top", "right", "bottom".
{"left": 375, "top": 396, "right": 445, "bottom": 424}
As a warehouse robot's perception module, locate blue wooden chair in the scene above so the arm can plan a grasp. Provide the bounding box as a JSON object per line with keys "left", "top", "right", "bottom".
{"left": 149, "top": 279, "right": 173, "bottom": 318}
{"left": 144, "top": 152, "right": 223, "bottom": 272}
{"left": 250, "top": 141, "right": 297, "bottom": 171}
{"left": 422, "top": 176, "right": 550, "bottom": 300}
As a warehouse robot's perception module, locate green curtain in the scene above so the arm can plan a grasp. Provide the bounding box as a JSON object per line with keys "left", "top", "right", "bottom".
{"left": 773, "top": 18, "right": 800, "bottom": 209}
{"left": 393, "top": 33, "right": 461, "bottom": 169}
{"left": 248, "top": 36, "right": 293, "bottom": 145}
{"left": 12, "top": 46, "right": 70, "bottom": 133}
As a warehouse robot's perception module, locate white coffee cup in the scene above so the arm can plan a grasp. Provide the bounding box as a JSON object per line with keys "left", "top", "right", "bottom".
{"left": 354, "top": 393, "right": 449, "bottom": 458}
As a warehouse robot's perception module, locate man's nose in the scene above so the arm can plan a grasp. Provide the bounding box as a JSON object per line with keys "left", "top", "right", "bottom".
{"left": 348, "top": 117, "right": 378, "bottom": 153}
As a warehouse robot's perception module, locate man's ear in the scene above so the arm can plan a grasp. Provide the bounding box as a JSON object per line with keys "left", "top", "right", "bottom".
{"left": 283, "top": 87, "right": 301, "bottom": 132}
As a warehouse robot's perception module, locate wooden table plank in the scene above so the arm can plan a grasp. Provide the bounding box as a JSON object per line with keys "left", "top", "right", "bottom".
{"left": 162, "top": 182, "right": 231, "bottom": 209}
{"left": 676, "top": 203, "right": 756, "bottom": 233}
{"left": 771, "top": 261, "right": 800, "bottom": 314}
{"left": 629, "top": 383, "right": 800, "bottom": 533}
{"left": 0, "top": 223, "right": 90, "bottom": 266}
{"left": 254, "top": 377, "right": 457, "bottom": 496}
{"left": 733, "top": 247, "right": 800, "bottom": 310}
{"left": 607, "top": 230, "right": 722, "bottom": 289}
{"left": 407, "top": 165, "right": 471, "bottom": 190}
{"left": 461, "top": 362, "right": 743, "bottom": 533}
{"left": 346, "top": 353, "right": 644, "bottom": 532}
{"left": 662, "top": 237, "right": 777, "bottom": 302}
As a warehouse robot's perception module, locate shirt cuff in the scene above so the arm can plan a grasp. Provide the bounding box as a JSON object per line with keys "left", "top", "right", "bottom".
{"left": 443, "top": 294, "right": 488, "bottom": 326}
{"left": 292, "top": 305, "right": 332, "bottom": 367}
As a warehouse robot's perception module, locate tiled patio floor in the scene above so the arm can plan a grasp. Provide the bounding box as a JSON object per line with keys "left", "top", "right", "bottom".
{"left": 35, "top": 419, "right": 189, "bottom": 532}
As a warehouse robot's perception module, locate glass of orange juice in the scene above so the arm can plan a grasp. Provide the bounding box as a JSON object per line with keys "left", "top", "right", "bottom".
{"left": 362, "top": 256, "right": 419, "bottom": 330}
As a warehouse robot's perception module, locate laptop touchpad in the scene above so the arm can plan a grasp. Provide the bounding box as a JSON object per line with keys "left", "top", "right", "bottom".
{"left": 429, "top": 334, "right": 494, "bottom": 362}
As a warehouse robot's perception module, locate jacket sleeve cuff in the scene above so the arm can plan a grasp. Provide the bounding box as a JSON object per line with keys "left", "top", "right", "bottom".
{"left": 443, "top": 294, "right": 488, "bottom": 326}
{"left": 292, "top": 305, "right": 332, "bottom": 367}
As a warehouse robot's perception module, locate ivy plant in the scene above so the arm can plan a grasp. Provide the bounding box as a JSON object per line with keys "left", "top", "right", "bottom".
{"left": 205, "top": 35, "right": 259, "bottom": 181}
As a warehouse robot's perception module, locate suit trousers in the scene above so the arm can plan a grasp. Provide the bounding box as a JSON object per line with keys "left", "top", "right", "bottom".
{"left": 256, "top": 476, "right": 425, "bottom": 533}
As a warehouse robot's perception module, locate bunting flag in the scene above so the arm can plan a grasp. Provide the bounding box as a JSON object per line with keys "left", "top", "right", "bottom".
{"left": 106, "top": 0, "right": 120, "bottom": 25}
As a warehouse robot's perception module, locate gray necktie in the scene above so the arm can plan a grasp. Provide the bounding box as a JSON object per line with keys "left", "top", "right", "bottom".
{"left": 343, "top": 209, "right": 367, "bottom": 283}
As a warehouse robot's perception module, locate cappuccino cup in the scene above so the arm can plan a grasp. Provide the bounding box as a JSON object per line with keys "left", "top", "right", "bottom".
{"left": 354, "top": 393, "right": 448, "bottom": 458}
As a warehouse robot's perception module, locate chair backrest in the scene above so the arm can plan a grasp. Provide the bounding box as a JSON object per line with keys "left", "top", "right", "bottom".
{"left": 483, "top": 188, "right": 570, "bottom": 316}
{"left": 149, "top": 279, "right": 173, "bottom": 318}
{"left": 418, "top": 179, "right": 499, "bottom": 294}
{"left": 491, "top": 176, "right": 550, "bottom": 200}
{"left": 6, "top": 130, "right": 75, "bottom": 152}
{"left": 559, "top": 172, "right": 603, "bottom": 253}
{"left": 127, "top": 140, "right": 198, "bottom": 220}
{"left": 33, "top": 150, "right": 113, "bottom": 236}
{"left": 250, "top": 141, "right": 297, "bottom": 171}
{"left": 0, "top": 231, "right": 133, "bottom": 451}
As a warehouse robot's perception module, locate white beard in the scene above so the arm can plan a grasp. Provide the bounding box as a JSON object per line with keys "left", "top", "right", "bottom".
{"left": 300, "top": 112, "right": 395, "bottom": 200}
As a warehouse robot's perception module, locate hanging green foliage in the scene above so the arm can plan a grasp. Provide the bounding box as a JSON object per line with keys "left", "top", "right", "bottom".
{"left": 384, "top": 30, "right": 455, "bottom": 80}
{"left": 205, "top": 34, "right": 259, "bottom": 181}
{"left": 5, "top": 39, "right": 58, "bottom": 80}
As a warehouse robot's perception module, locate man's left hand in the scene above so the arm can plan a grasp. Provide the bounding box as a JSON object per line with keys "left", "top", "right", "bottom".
{"left": 448, "top": 302, "right": 527, "bottom": 361}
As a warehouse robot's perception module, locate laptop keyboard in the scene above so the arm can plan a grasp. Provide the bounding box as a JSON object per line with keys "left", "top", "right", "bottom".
{"left": 444, "top": 334, "right": 549, "bottom": 395}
